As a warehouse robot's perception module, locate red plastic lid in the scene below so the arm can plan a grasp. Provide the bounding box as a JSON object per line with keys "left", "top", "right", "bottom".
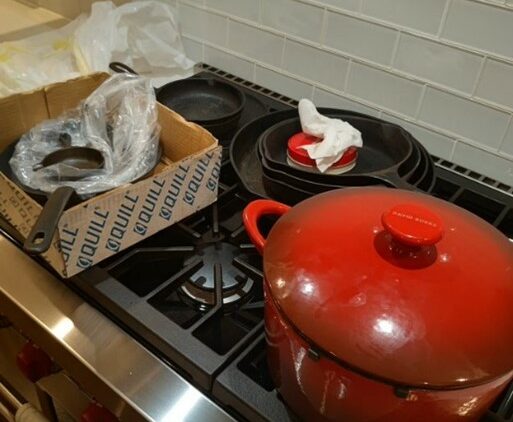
{"left": 264, "top": 187, "right": 513, "bottom": 388}
{"left": 287, "top": 132, "right": 357, "bottom": 168}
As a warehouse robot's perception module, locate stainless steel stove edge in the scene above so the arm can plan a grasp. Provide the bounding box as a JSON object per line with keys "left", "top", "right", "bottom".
{"left": 0, "top": 237, "right": 234, "bottom": 422}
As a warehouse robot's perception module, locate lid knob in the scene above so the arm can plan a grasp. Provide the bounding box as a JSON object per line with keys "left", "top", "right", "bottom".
{"left": 382, "top": 204, "right": 444, "bottom": 247}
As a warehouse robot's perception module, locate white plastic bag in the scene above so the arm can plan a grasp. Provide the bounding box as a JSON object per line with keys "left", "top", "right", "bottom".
{"left": 0, "top": 19, "right": 83, "bottom": 96}
{"left": 0, "top": 1, "right": 194, "bottom": 97}
{"left": 74, "top": 1, "right": 194, "bottom": 74}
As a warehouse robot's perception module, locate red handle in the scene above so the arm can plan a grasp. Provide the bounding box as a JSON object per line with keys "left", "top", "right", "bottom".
{"left": 81, "top": 403, "right": 117, "bottom": 422}
{"left": 382, "top": 203, "right": 444, "bottom": 247}
{"left": 16, "top": 342, "right": 52, "bottom": 382}
{"left": 243, "top": 200, "right": 291, "bottom": 255}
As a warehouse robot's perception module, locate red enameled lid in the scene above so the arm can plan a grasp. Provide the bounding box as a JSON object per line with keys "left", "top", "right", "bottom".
{"left": 287, "top": 132, "right": 358, "bottom": 168}
{"left": 263, "top": 187, "right": 513, "bottom": 388}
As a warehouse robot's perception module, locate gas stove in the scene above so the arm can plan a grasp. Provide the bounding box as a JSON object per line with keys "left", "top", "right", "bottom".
{"left": 2, "top": 65, "right": 513, "bottom": 422}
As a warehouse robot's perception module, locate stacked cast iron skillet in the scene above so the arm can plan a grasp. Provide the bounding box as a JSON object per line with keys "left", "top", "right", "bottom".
{"left": 230, "top": 108, "right": 435, "bottom": 204}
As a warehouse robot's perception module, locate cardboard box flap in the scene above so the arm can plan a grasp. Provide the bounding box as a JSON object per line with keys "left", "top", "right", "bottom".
{"left": 0, "top": 88, "right": 49, "bottom": 150}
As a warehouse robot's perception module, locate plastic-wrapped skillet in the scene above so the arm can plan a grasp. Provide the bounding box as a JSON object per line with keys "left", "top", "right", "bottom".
{"left": 0, "top": 140, "right": 161, "bottom": 254}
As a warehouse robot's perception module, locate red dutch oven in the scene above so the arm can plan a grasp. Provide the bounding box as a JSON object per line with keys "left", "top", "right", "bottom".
{"left": 242, "top": 187, "right": 513, "bottom": 422}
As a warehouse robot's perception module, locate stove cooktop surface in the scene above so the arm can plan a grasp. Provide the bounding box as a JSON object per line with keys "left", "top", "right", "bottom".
{"left": 2, "top": 65, "right": 513, "bottom": 422}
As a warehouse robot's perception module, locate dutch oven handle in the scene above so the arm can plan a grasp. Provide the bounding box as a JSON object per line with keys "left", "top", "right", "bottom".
{"left": 243, "top": 200, "right": 291, "bottom": 255}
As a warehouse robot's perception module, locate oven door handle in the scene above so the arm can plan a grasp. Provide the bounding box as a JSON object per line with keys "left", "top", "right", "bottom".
{"left": 0, "top": 382, "right": 23, "bottom": 421}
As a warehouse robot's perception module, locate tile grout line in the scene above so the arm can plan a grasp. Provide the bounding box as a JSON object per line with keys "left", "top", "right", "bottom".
{"left": 436, "top": 0, "right": 452, "bottom": 38}
{"left": 414, "top": 84, "right": 428, "bottom": 119}
{"left": 449, "top": 140, "right": 458, "bottom": 160}
{"left": 497, "top": 114, "right": 513, "bottom": 152}
{"left": 470, "top": 56, "right": 487, "bottom": 97}
{"left": 224, "top": 15, "right": 230, "bottom": 48}
{"left": 279, "top": 35, "right": 287, "bottom": 68}
{"left": 389, "top": 31, "right": 401, "bottom": 68}
{"left": 319, "top": 7, "right": 328, "bottom": 46}
{"left": 343, "top": 59, "right": 352, "bottom": 92}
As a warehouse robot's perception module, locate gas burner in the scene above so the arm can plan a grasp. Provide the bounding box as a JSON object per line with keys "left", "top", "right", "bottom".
{"left": 179, "top": 242, "right": 254, "bottom": 310}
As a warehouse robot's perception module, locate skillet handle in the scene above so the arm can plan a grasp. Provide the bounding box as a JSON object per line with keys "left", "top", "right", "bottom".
{"left": 109, "top": 62, "right": 139, "bottom": 75}
{"left": 377, "top": 172, "right": 418, "bottom": 192}
{"left": 243, "top": 200, "right": 291, "bottom": 255}
{"left": 24, "top": 186, "right": 75, "bottom": 255}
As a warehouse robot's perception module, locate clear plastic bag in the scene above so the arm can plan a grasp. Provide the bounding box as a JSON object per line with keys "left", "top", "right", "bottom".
{"left": 0, "top": 1, "right": 194, "bottom": 97}
{"left": 9, "top": 73, "right": 160, "bottom": 196}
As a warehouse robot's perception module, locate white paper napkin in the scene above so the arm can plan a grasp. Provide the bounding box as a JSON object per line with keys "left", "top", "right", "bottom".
{"left": 298, "top": 99, "right": 363, "bottom": 172}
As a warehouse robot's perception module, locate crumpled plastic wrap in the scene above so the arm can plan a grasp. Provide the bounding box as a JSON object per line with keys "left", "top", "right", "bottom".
{"left": 9, "top": 73, "right": 160, "bottom": 196}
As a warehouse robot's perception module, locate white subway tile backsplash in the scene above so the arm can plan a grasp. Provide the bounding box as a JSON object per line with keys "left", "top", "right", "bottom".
{"left": 361, "top": 0, "right": 447, "bottom": 35}
{"left": 182, "top": 36, "right": 203, "bottom": 62}
{"left": 261, "top": 0, "right": 324, "bottom": 43}
{"left": 322, "top": 0, "right": 361, "bottom": 12}
{"left": 347, "top": 62, "right": 423, "bottom": 117}
{"left": 394, "top": 34, "right": 482, "bottom": 94}
{"left": 255, "top": 66, "right": 313, "bottom": 100}
{"left": 500, "top": 120, "right": 513, "bottom": 156}
{"left": 442, "top": 0, "right": 513, "bottom": 58}
{"left": 204, "top": 0, "right": 259, "bottom": 22}
{"left": 204, "top": 46, "right": 254, "bottom": 80}
{"left": 312, "top": 88, "right": 381, "bottom": 116}
{"left": 381, "top": 113, "right": 456, "bottom": 159}
{"left": 418, "top": 88, "right": 510, "bottom": 149}
{"left": 179, "top": 4, "right": 227, "bottom": 46}
{"left": 325, "top": 11, "right": 397, "bottom": 65}
{"left": 228, "top": 21, "right": 284, "bottom": 67}
{"left": 452, "top": 142, "right": 513, "bottom": 185}
{"left": 282, "top": 40, "right": 349, "bottom": 91}
{"left": 475, "top": 59, "right": 513, "bottom": 111}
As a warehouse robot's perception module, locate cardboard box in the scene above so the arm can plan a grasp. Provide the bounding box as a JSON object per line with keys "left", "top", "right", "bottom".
{"left": 0, "top": 73, "right": 222, "bottom": 277}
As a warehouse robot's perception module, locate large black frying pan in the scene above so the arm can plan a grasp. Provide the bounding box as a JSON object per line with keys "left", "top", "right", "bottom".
{"left": 109, "top": 62, "right": 245, "bottom": 138}
{"left": 230, "top": 108, "right": 425, "bottom": 200}
{"left": 259, "top": 116, "right": 421, "bottom": 190}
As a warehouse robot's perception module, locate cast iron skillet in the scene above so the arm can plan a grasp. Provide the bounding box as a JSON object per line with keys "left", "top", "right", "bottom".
{"left": 416, "top": 141, "right": 436, "bottom": 192}
{"left": 230, "top": 108, "right": 419, "bottom": 199}
{"left": 0, "top": 141, "right": 161, "bottom": 254}
{"left": 258, "top": 125, "right": 435, "bottom": 201}
{"left": 259, "top": 116, "right": 423, "bottom": 190}
{"left": 259, "top": 116, "right": 416, "bottom": 190}
{"left": 258, "top": 141, "right": 431, "bottom": 199}
{"left": 109, "top": 62, "right": 246, "bottom": 138}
